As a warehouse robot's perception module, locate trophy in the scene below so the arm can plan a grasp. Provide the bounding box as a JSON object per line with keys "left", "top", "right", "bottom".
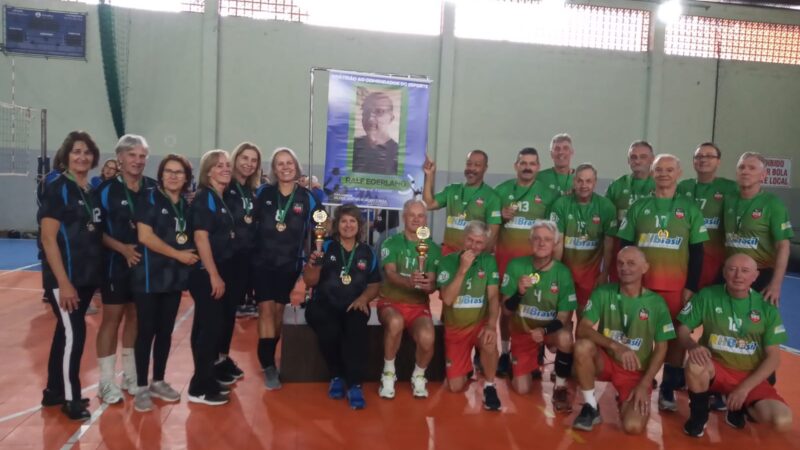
{"left": 312, "top": 209, "right": 328, "bottom": 254}
{"left": 415, "top": 226, "right": 431, "bottom": 273}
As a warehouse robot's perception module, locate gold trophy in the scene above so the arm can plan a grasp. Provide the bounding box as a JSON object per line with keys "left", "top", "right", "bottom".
{"left": 312, "top": 209, "right": 328, "bottom": 254}
{"left": 414, "top": 226, "right": 431, "bottom": 290}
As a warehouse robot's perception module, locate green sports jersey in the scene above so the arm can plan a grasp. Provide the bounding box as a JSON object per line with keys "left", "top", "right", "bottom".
{"left": 379, "top": 233, "right": 442, "bottom": 304}
{"left": 583, "top": 283, "right": 676, "bottom": 371}
{"left": 677, "top": 177, "right": 738, "bottom": 256}
{"left": 500, "top": 258, "right": 577, "bottom": 333}
{"left": 678, "top": 284, "right": 787, "bottom": 371}
{"left": 537, "top": 168, "right": 574, "bottom": 195}
{"left": 616, "top": 195, "right": 709, "bottom": 291}
{"left": 436, "top": 252, "right": 499, "bottom": 329}
{"left": 494, "top": 178, "right": 559, "bottom": 255}
{"left": 434, "top": 183, "right": 502, "bottom": 250}
{"left": 605, "top": 174, "right": 656, "bottom": 225}
{"left": 722, "top": 191, "right": 794, "bottom": 269}
{"left": 549, "top": 194, "right": 617, "bottom": 287}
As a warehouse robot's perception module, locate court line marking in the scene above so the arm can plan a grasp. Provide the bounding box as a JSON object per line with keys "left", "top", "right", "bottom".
{"left": 0, "top": 262, "right": 41, "bottom": 277}
{"left": 59, "top": 304, "right": 195, "bottom": 448}
{"left": 0, "top": 377, "right": 116, "bottom": 424}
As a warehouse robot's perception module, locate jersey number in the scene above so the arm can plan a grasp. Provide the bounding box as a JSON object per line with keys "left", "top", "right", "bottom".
{"left": 728, "top": 316, "right": 741, "bottom": 333}
{"left": 696, "top": 198, "right": 707, "bottom": 210}
{"left": 517, "top": 201, "right": 530, "bottom": 213}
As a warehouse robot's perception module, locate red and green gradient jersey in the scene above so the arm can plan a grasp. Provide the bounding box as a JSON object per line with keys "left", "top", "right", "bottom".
{"left": 605, "top": 174, "right": 655, "bottom": 228}
{"left": 677, "top": 285, "right": 787, "bottom": 372}
{"left": 500, "top": 258, "right": 577, "bottom": 333}
{"left": 722, "top": 191, "right": 794, "bottom": 269}
{"left": 583, "top": 284, "right": 676, "bottom": 371}
{"left": 616, "top": 195, "right": 709, "bottom": 291}
{"left": 434, "top": 183, "right": 502, "bottom": 251}
{"left": 436, "top": 252, "right": 499, "bottom": 330}
{"left": 537, "top": 168, "right": 574, "bottom": 195}
{"left": 494, "top": 178, "right": 559, "bottom": 256}
{"left": 677, "top": 177, "right": 738, "bottom": 260}
{"left": 549, "top": 194, "right": 617, "bottom": 289}
{"left": 379, "top": 233, "right": 442, "bottom": 305}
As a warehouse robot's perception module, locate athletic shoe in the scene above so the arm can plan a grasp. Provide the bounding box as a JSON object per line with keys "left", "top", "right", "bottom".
{"left": 121, "top": 374, "right": 138, "bottom": 396}
{"left": 411, "top": 375, "right": 428, "bottom": 399}
{"left": 61, "top": 400, "right": 91, "bottom": 421}
{"left": 236, "top": 305, "right": 250, "bottom": 318}
{"left": 187, "top": 392, "right": 229, "bottom": 406}
{"left": 246, "top": 304, "right": 259, "bottom": 317}
{"left": 725, "top": 409, "right": 746, "bottom": 429}
{"left": 41, "top": 389, "right": 88, "bottom": 407}
{"left": 328, "top": 377, "right": 345, "bottom": 399}
{"left": 215, "top": 363, "right": 237, "bottom": 386}
{"left": 264, "top": 366, "right": 282, "bottom": 390}
{"left": 98, "top": 382, "right": 123, "bottom": 405}
{"left": 149, "top": 381, "right": 180, "bottom": 402}
{"left": 552, "top": 386, "right": 572, "bottom": 413}
{"left": 572, "top": 404, "right": 602, "bottom": 431}
{"left": 683, "top": 416, "right": 708, "bottom": 437}
{"left": 134, "top": 389, "right": 153, "bottom": 412}
{"left": 220, "top": 357, "right": 244, "bottom": 380}
{"left": 496, "top": 353, "right": 511, "bottom": 378}
{"left": 216, "top": 382, "right": 231, "bottom": 396}
{"left": 347, "top": 385, "right": 366, "bottom": 410}
{"left": 658, "top": 390, "right": 677, "bottom": 412}
{"left": 378, "top": 371, "right": 396, "bottom": 399}
{"left": 710, "top": 394, "right": 727, "bottom": 411}
{"left": 483, "top": 385, "right": 501, "bottom": 411}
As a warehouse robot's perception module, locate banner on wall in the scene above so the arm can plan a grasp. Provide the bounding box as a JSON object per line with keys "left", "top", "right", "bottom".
{"left": 764, "top": 157, "right": 791, "bottom": 188}
{"left": 322, "top": 70, "right": 431, "bottom": 210}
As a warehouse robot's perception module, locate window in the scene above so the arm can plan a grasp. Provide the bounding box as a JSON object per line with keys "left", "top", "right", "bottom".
{"left": 60, "top": 0, "right": 204, "bottom": 13}
{"left": 219, "top": 1, "right": 307, "bottom": 21}
{"left": 665, "top": 16, "right": 800, "bottom": 65}
{"left": 455, "top": 0, "right": 650, "bottom": 52}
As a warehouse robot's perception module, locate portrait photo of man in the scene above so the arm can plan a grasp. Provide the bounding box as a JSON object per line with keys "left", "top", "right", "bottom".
{"left": 351, "top": 90, "right": 401, "bottom": 176}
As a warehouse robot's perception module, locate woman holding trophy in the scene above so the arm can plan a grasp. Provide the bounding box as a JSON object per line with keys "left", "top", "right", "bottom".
{"left": 251, "top": 147, "right": 322, "bottom": 390}
{"left": 376, "top": 199, "right": 441, "bottom": 400}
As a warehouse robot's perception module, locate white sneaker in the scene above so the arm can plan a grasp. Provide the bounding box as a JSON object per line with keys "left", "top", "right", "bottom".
{"left": 98, "top": 382, "right": 123, "bottom": 404}
{"left": 378, "top": 371, "right": 396, "bottom": 399}
{"left": 149, "top": 381, "right": 181, "bottom": 402}
{"left": 134, "top": 389, "right": 153, "bottom": 412}
{"left": 121, "top": 374, "right": 138, "bottom": 396}
{"left": 411, "top": 374, "right": 428, "bottom": 398}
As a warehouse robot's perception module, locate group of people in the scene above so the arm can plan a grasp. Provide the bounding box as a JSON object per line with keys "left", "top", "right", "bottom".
{"left": 37, "top": 130, "right": 793, "bottom": 438}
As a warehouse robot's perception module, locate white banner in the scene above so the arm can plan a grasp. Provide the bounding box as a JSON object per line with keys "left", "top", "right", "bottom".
{"left": 764, "top": 157, "right": 792, "bottom": 188}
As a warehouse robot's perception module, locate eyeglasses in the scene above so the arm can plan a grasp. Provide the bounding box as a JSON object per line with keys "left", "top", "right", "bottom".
{"left": 163, "top": 169, "right": 186, "bottom": 177}
{"left": 694, "top": 154, "right": 719, "bottom": 160}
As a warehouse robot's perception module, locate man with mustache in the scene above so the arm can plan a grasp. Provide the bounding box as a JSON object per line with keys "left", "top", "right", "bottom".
{"left": 423, "top": 150, "right": 502, "bottom": 255}
{"left": 538, "top": 134, "right": 576, "bottom": 195}
{"left": 351, "top": 91, "right": 399, "bottom": 176}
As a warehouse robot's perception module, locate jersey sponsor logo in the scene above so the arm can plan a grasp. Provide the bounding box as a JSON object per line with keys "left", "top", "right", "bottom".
{"left": 752, "top": 209, "right": 762, "bottom": 219}
{"left": 638, "top": 233, "right": 683, "bottom": 250}
{"left": 476, "top": 197, "right": 484, "bottom": 206}
{"left": 715, "top": 306, "right": 723, "bottom": 314}
{"left": 221, "top": 208, "right": 227, "bottom": 214}
{"left": 454, "top": 295, "right": 485, "bottom": 309}
{"left": 549, "top": 282, "right": 559, "bottom": 294}
{"left": 704, "top": 217, "right": 721, "bottom": 230}
{"left": 680, "top": 302, "right": 692, "bottom": 314}
{"left": 663, "top": 323, "right": 674, "bottom": 333}
{"left": 709, "top": 333, "right": 757, "bottom": 355}
{"left": 381, "top": 248, "right": 390, "bottom": 260}
{"left": 750, "top": 310, "right": 761, "bottom": 323}
{"left": 519, "top": 304, "right": 556, "bottom": 321}
{"left": 492, "top": 271, "right": 499, "bottom": 280}
{"left": 603, "top": 329, "right": 643, "bottom": 351}
{"left": 643, "top": 209, "right": 651, "bottom": 215}
{"left": 330, "top": 255, "right": 337, "bottom": 262}
{"left": 161, "top": 208, "right": 169, "bottom": 215}
{"left": 502, "top": 273, "right": 510, "bottom": 287}
{"left": 293, "top": 203, "right": 303, "bottom": 214}
{"left": 585, "top": 300, "right": 593, "bottom": 311}
{"left": 121, "top": 200, "right": 129, "bottom": 206}
{"left": 78, "top": 200, "right": 85, "bottom": 206}
{"left": 568, "top": 294, "right": 577, "bottom": 303}
{"left": 438, "top": 271, "right": 450, "bottom": 283}
{"left": 491, "top": 211, "right": 501, "bottom": 218}
{"left": 504, "top": 216, "right": 536, "bottom": 230}
{"left": 782, "top": 221, "right": 792, "bottom": 231}
{"left": 564, "top": 236, "right": 598, "bottom": 250}
{"left": 775, "top": 325, "right": 786, "bottom": 334}
{"left": 725, "top": 233, "right": 759, "bottom": 249}
{"left": 446, "top": 216, "right": 468, "bottom": 230}
{"left": 638, "top": 308, "right": 649, "bottom": 320}
{"left": 675, "top": 208, "right": 685, "bottom": 219}
{"left": 609, "top": 303, "right": 616, "bottom": 311}
{"left": 357, "top": 259, "right": 367, "bottom": 271}
{"left": 265, "top": 200, "right": 273, "bottom": 206}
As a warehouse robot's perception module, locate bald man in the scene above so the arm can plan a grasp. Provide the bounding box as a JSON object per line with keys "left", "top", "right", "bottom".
{"left": 572, "top": 246, "right": 675, "bottom": 434}
{"left": 678, "top": 254, "right": 791, "bottom": 437}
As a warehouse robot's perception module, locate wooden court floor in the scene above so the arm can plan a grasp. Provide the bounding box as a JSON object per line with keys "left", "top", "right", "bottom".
{"left": 1, "top": 270, "right": 799, "bottom": 450}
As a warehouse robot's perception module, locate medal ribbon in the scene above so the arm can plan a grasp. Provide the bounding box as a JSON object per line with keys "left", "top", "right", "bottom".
{"left": 727, "top": 288, "right": 754, "bottom": 337}
{"left": 511, "top": 182, "right": 535, "bottom": 205}
{"left": 211, "top": 189, "right": 235, "bottom": 230}
{"left": 574, "top": 194, "right": 596, "bottom": 237}
{"left": 118, "top": 175, "right": 142, "bottom": 215}
{"left": 276, "top": 185, "right": 297, "bottom": 224}
{"left": 734, "top": 193, "right": 760, "bottom": 234}
{"left": 458, "top": 182, "right": 484, "bottom": 216}
{"left": 339, "top": 241, "right": 358, "bottom": 278}
{"left": 234, "top": 181, "right": 253, "bottom": 217}
{"left": 64, "top": 172, "right": 94, "bottom": 219}
{"left": 161, "top": 188, "right": 186, "bottom": 232}
{"left": 654, "top": 196, "right": 677, "bottom": 233}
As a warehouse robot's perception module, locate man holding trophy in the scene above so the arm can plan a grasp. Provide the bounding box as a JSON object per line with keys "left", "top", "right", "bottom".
{"left": 377, "top": 199, "right": 442, "bottom": 399}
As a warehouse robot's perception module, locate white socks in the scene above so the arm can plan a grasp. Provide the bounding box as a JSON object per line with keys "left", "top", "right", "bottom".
{"left": 121, "top": 347, "right": 136, "bottom": 384}
{"left": 582, "top": 389, "right": 597, "bottom": 409}
{"left": 383, "top": 359, "right": 396, "bottom": 374}
{"left": 412, "top": 364, "right": 426, "bottom": 378}
{"left": 98, "top": 355, "right": 116, "bottom": 384}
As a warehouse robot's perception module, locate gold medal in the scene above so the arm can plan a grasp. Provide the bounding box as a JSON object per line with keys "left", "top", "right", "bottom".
{"left": 415, "top": 226, "right": 431, "bottom": 240}
{"left": 657, "top": 229, "right": 669, "bottom": 239}
{"left": 579, "top": 234, "right": 588, "bottom": 241}
{"left": 176, "top": 233, "right": 188, "bottom": 245}
{"left": 86, "top": 222, "right": 96, "bottom": 232}
{"left": 341, "top": 274, "right": 352, "bottom": 285}
{"left": 458, "top": 213, "right": 467, "bottom": 220}
{"left": 276, "top": 222, "right": 287, "bottom": 232}
{"left": 244, "top": 215, "right": 253, "bottom": 224}
{"left": 530, "top": 273, "right": 540, "bottom": 284}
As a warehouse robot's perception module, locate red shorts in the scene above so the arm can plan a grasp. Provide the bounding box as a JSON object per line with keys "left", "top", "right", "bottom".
{"left": 510, "top": 332, "right": 541, "bottom": 377}
{"left": 710, "top": 360, "right": 786, "bottom": 407}
{"left": 574, "top": 279, "right": 595, "bottom": 311}
{"left": 495, "top": 249, "right": 532, "bottom": 281}
{"left": 597, "top": 349, "right": 647, "bottom": 405}
{"left": 608, "top": 237, "right": 621, "bottom": 282}
{"left": 445, "top": 322, "right": 485, "bottom": 379}
{"left": 651, "top": 289, "right": 682, "bottom": 319}
{"left": 699, "top": 250, "right": 724, "bottom": 290}
{"left": 377, "top": 299, "right": 432, "bottom": 330}
{"left": 441, "top": 244, "right": 460, "bottom": 256}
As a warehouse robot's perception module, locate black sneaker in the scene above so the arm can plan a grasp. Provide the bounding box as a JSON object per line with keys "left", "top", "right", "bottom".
{"left": 683, "top": 416, "right": 708, "bottom": 437}
{"left": 709, "top": 394, "right": 727, "bottom": 411}
{"left": 572, "top": 403, "right": 602, "bottom": 431}
{"left": 496, "top": 353, "right": 511, "bottom": 378}
{"left": 187, "top": 392, "right": 229, "bottom": 406}
{"left": 725, "top": 409, "right": 746, "bottom": 429}
{"left": 216, "top": 381, "right": 231, "bottom": 395}
{"left": 215, "top": 362, "right": 237, "bottom": 385}
{"left": 483, "top": 385, "right": 501, "bottom": 411}
{"left": 41, "top": 389, "right": 89, "bottom": 407}
{"left": 61, "top": 400, "right": 91, "bottom": 421}
{"left": 222, "top": 357, "right": 244, "bottom": 380}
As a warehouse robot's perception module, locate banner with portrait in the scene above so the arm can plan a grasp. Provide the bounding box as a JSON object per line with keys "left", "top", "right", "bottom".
{"left": 322, "top": 70, "right": 431, "bottom": 209}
